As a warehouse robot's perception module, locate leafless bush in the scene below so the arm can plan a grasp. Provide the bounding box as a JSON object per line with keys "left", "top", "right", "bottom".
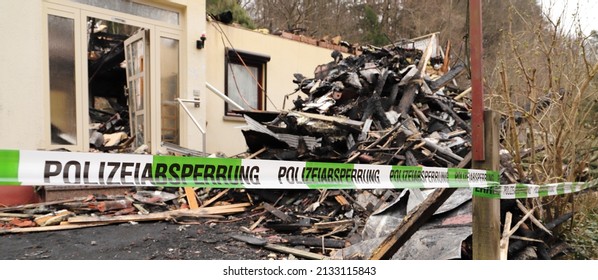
{"left": 486, "top": 1, "right": 598, "bottom": 227}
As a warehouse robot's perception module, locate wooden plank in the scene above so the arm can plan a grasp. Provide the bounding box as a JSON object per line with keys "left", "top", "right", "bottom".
{"left": 411, "top": 104, "right": 429, "bottom": 124}
{"left": 68, "top": 203, "right": 249, "bottom": 224}
{"left": 68, "top": 212, "right": 226, "bottom": 224}
{"left": 232, "top": 234, "right": 327, "bottom": 260}
{"left": 334, "top": 195, "right": 350, "bottom": 206}
{"left": 0, "top": 198, "right": 81, "bottom": 212}
{"left": 499, "top": 212, "right": 512, "bottom": 260}
{"left": 508, "top": 212, "right": 572, "bottom": 255}
{"left": 294, "top": 111, "right": 363, "bottom": 127}
{"left": 34, "top": 209, "right": 73, "bottom": 226}
{"left": 369, "top": 187, "right": 457, "bottom": 260}
{"left": 0, "top": 212, "right": 36, "bottom": 218}
{"left": 472, "top": 110, "right": 501, "bottom": 259}
{"left": 454, "top": 87, "right": 472, "bottom": 100}
{"left": 262, "top": 202, "right": 292, "bottom": 222}
{"left": 346, "top": 121, "right": 403, "bottom": 163}
{"left": 397, "top": 82, "right": 419, "bottom": 116}
{"left": 469, "top": 0, "right": 485, "bottom": 161}
{"left": 283, "top": 236, "right": 346, "bottom": 249}
{"left": 416, "top": 33, "right": 436, "bottom": 78}
{"left": 440, "top": 40, "right": 451, "bottom": 73}
{"left": 200, "top": 189, "right": 230, "bottom": 208}
{"left": 428, "top": 63, "right": 465, "bottom": 91}
{"left": 248, "top": 215, "right": 266, "bottom": 231}
{"left": 0, "top": 222, "right": 110, "bottom": 234}
{"left": 184, "top": 187, "right": 199, "bottom": 209}
{"left": 245, "top": 147, "right": 267, "bottom": 159}
{"left": 263, "top": 243, "right": 327, "bottom": 260}
{"left": 313, "top": 220, "right": 353, "bottom": 230}
{"left": 516, "top": 200, "right": 552, "bottom": 236}
{"left": 430, "top": 97, "right": 471, "bottom": 133}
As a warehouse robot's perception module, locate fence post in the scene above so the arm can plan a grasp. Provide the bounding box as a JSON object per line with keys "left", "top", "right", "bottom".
{"left": 472, "top": 110, "right": 501, "bottom": 259}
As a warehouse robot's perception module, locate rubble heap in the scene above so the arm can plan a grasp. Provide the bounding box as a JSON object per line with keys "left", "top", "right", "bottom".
{"left": 241, "top": 36, "right": 469, "bottom": 167}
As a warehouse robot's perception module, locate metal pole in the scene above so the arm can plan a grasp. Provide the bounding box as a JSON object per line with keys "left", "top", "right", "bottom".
{"left": 206, "top": 82, "right": 245, "bottom": 111}
{"left": 176, "top": 98, "right": 206, "bottom": 154}
{"left": 469, "top": 0, "right": 485, "bottom": 161}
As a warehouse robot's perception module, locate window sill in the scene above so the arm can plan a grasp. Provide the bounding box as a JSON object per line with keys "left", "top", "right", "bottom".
{"left": 223, "top": 115, "right": 246, "bottom": 122}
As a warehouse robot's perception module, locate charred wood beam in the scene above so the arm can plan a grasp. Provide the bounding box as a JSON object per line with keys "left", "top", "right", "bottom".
{"left": 411, "top": 104, "right": 429, "bottom": 124}
{"left": 386, "top": 83, "right": 400, "bottom": 110}
{"left": 357, "top": 148, "right": 400, "bottom": 152}
{"left": 428, "top": 63, "right": 465, "bottom": 91}
{"left": 263, "top": 202, "right": 293, "bottom": 222}
{"left": 400, "top": 127, "right": 464, "bottom": 163}
{"left": 368, "top": 187, "right": 457, "bottom": 260}
{"left": 507, "top": 212, "right": 573, "bottom": 256}
{"left": 346, "top": 121, "right": 403, "bottom": 162}
{"left": 429, "top": 97, "right": 471, "bottom": 133}
{"left": 361, "top": 69, "right": 391, "bottom": 128}
{"left": 396, "top": 82, "right": 419, "bottom": 116}
{"left": 283, "top": 236, "right": 347, "bottom": 249}
{"left": 405, "top": 150, "right": 419, "bottom": 166}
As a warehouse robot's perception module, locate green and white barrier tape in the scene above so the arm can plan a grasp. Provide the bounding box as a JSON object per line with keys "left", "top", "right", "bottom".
{"left": 1, "top": 150, "right": 595, "bottom": 199}
{"left": 473, "top": 180, "right": 598, "bottom": 199}
{"left": 0, "top": 149, "right": 496, "bottom": 189}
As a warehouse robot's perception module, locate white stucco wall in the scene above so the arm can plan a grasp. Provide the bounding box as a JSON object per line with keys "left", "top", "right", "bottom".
{"left": 0, "top": 0, "right": 45, "bottom": 149}
{"left": 176, "top": 0, "right": 207, "bottom": 153}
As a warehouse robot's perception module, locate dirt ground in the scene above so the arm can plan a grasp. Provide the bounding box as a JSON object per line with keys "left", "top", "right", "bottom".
{"left": 0, "top": 220, "right": 270, "bottom": 260}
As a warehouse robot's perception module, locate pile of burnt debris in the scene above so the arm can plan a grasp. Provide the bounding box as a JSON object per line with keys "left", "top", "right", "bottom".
{"left": 0, "top": 185, "right": 574, "bottom": 260}
{"left": 239, "top": 34, "right": 470, "bottom": 169}
{"left": 230, "top": 34, "right": 575, "bottom": 260}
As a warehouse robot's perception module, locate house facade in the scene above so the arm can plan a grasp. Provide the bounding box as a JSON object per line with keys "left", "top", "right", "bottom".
{"left": 0, "top": 0, "right": 340, "bottom": 157}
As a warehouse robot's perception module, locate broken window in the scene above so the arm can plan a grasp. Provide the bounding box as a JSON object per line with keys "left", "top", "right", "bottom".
{"left": 48, "top": 14, "right": 77, "bottom": 145}
{"left": 225, "top": 49, "right": 270, "bottom": 116}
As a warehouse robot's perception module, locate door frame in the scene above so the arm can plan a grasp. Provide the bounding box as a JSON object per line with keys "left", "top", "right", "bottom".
{"left": 43, "top": 0, "right": 183, "bottom": 153}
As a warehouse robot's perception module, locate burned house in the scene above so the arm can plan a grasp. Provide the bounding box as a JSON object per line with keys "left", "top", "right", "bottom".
{"left": 0, "top": 0, "right": 346, "bottom": 157}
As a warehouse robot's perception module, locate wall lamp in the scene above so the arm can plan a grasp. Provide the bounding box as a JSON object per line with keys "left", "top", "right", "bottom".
{"left": 196, "top": 34, "right": 206, "bottom": 49}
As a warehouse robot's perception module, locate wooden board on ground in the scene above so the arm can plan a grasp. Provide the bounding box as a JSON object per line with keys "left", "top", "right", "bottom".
{"left": 68, "top": 203, "right": 250, "bottom": 224}
{"left": 0, "top": 222, "right": 111, "bottom": 234}
{"left": 184, "top": 187, "right": 199, "bottom": 209}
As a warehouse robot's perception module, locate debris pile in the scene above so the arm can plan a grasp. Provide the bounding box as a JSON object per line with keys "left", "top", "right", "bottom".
{"left": 240, "top": 34, "right": 470, "bottom": 167}
{"left": 230, "top": 34, "right": 481, "bottom": 259}
{"left": 0, "top": 189, "right": 250, "bottom": 233}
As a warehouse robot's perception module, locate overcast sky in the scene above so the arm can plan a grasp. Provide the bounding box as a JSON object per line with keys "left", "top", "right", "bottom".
{"left": 539, "top": 0, "right": 598, "bottom": 34}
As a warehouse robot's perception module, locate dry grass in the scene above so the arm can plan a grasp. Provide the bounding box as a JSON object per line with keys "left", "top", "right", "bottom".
{"left": 562, "top": 190, "right": 598, "bottom": 259}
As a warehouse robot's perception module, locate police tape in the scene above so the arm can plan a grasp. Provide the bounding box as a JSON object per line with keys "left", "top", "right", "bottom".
{"left": 0, "top": 149, "right": 498, "bottom": 189}
{"left": 1, "top": 150, "right": 595, "bottom": 199}
{"left": 473, "top": 179, "right": 598, "bottom": 199}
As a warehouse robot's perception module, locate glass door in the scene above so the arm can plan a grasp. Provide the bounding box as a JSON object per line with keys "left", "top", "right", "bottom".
{"left": 124, "top": 29, "right": 150, "bottom": 150}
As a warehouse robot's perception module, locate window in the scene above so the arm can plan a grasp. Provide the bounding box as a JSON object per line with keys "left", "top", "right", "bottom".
{"left": 160, "top": 37, "right": 180, "bottom": 145}
{"left": 70, "top": 0, "right": 179, "bottom": 25}
{"left": 225, "top": 48, "right": 270, "bottom": 116}
{"left": 48, "top": 14, "right": 78, "bottom": 146}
